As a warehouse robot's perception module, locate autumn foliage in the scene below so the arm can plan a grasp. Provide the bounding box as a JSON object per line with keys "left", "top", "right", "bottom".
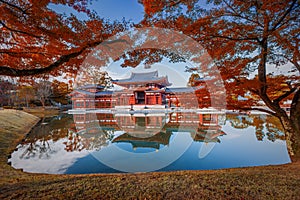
{"left": 0, "top": 0, "right": 299, "bottom": 157}
{"left": 0, "top": 0, "right": 128, "bottom": 78}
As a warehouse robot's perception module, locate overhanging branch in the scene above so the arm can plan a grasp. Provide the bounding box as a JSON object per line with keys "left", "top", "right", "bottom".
{"left": 273, "top": 85, "right": 299, "bottom": 105}
{"left": 0, "top": 38, "right": 129, "bottom": 76}
{"left": 270, "top": 0, "right": 298, "bottom": 32}
{"left": 0, "top": 0, "right": 29, "bottom": 14}
{"left": 0, "top": 20, "right": 42, "bottom": 39}
{"left": 239, "top": 107, "right": 277, "bottom": 116}
{"left": 0, "top": 50, "right": 84, "bottom": 76}
{"left": 209, "top": 34, "right": 259, "bottom": 42}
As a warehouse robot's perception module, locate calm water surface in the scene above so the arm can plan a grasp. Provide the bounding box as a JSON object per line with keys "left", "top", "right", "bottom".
{"left": 10, "top": 112, "right": 291, "bottom": 174}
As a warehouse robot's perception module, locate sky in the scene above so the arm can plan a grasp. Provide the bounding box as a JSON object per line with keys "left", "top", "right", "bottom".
{"left": 92, "top": 0, "right": 144, "bottom": 22}
{"left": 49, "top": 0, "right": 145, "bottom": 23}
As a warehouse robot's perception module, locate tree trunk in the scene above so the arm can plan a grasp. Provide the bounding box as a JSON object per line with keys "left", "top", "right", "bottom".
{"left": 289, "top": 89, "right": 300, "bottom": 160}
{"left": 276, "top": 88, "right": 300, "bottom": 160}
{"left": 256, "top": 32, "right": 300, "bottom": 160}
{"left": 40, "top": 97, "right": 45, "bottom": 108}
{"left": 25, "top": 96, "right": 29, "bottom": 108}
{"left": 278, "top": 115, "right": 299, "bottom": 158}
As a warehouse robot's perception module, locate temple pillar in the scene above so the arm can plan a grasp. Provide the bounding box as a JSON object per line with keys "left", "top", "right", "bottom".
{"left": 158, "top": 93, "right": 162, "bottom": 105}
{"left": 199, "top": 114, "right": 203, "bottom": 124}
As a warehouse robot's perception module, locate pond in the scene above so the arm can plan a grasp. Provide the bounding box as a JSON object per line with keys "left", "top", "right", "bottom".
{"left": 10, "top": 112, "right": 291, "bottom": 174}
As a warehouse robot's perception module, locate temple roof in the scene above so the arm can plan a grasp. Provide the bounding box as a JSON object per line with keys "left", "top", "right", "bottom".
{"left": 112, "top": 71, "right": 171, "bottom": 87}
{"left": 69, "top": 89, "right": 113, "bottom": 97}
{"left": 77, "top": 84, "right": 104, "bottom": 90}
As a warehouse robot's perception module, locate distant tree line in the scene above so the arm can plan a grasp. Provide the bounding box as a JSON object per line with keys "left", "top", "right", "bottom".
{"left": 0, "top": 78, "right": 71, "bottom": 108}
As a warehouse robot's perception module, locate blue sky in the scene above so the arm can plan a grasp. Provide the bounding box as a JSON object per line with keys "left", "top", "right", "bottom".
{"left": 92, "top": 0, "right": 144, "bottom": 22}
{"left": 49, "top": 0, "right": 144, "bottom": 23}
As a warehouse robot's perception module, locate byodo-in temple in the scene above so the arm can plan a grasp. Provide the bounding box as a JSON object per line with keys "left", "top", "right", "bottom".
{"left": 68, "top": 70, "right": 225, "bottom": 151}
{"left": 70, "top": 70, "right": 211, "bottom": 110}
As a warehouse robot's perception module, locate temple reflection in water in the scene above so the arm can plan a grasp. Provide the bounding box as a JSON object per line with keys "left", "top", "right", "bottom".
{"left": 11, "top": 112, "right": 291, "bottom": 174}
{"left": 71, "top": 112, "right": 226, "bottom": 151}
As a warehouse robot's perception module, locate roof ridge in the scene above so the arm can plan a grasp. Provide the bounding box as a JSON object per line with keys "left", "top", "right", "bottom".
{"left": 131, "top": 70, "right": 158, "bottom": 77}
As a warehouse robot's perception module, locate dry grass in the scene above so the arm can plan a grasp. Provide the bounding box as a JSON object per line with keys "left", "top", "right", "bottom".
{"left": 22, "top": 107, "right": 59, "bottom": 118}
{"left": 0, "top": 109, "right": 39, "bottom": 134}
{"left": 0, "top": 109, "right": 300, "bottom": 200}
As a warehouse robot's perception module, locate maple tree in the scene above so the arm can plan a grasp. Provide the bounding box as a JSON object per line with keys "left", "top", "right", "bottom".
{"left": 203, "top": 0, "right": 300, "bottom": 158}
{"left": 0, "top": 0, "right": 299, "bottom": 158}
{"left": 0, "top": 0, "right": 129, "bottom": 78}
{"left": 138, "top": 0, "right": 300, "bottom": 158}
{"left": 51, "top": 80, "right": 70, "bottom": 104}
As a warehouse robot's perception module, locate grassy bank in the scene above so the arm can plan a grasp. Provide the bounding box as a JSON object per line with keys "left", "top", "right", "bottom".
{"left": 22, "top": 107, "right": 60, "bottom": 118}
{"left": 0, "top": 109, "right": 299, "bottom": 199}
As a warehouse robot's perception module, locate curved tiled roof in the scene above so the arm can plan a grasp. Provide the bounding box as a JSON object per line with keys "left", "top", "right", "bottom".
{"left": 70, "top": 89, "right": 113, "bottom": 97}
{"left": 113, "top": 70, "right": 171, "bottom": 87}
{"left": 78, "top": 84, "right": 104, "bottom": 90}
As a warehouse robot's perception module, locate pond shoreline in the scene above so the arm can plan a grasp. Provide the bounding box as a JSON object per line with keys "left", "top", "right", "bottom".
{"left": 1, "top": 109, "right": 300, "bottom": 199}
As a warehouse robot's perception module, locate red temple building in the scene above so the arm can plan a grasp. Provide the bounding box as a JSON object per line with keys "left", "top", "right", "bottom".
{"left": 70, "top": 70, "right": 211, "bottom": 110}
{"left": 68, "top": 71, "right": 225, "bottom": 151}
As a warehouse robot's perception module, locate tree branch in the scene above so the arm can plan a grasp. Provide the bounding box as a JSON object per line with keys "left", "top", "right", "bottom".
{"left": 208, "top": 34, "right": 259, "bottom": 42}
{"left": 222, "top": 0, "right": 263, "bottom": 27}
{"left": 0, "top": 0, "right": 28, "bottom": 14}
{"left": 230, "top": 104, "right": 277, "bottom": 116}
{"left": 0, "top": 50, "right": 84, "bottom": 76}
{"left": 0, "top": 50, "right": 47, "bottom": 56}
{"left": 0, "top": 39, "right": 129, "bottom": 76}
{"left": 273, "top": 85, "right": 299, "bottom": 105}
{"left": 241, "top": 107, "right": 277, "bottom": 116}
{"left": 0, "top": 20, "right": 42, "bottom": 38}
{"left": 270, "top": 0, "right": 298, "bottom": 32}
{"left": 169, "top": 0, "right": 181, "bottom": 8}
